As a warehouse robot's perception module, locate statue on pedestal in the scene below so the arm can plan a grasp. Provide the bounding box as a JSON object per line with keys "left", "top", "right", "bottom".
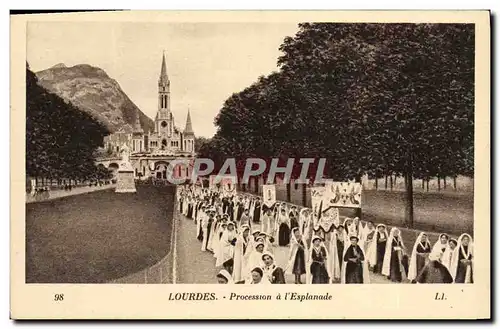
{"left": 115, "top": 143, "right": 137, "bottom": 193}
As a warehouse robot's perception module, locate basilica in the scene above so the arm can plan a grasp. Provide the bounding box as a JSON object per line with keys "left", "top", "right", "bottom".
{"left": 100, "top": 53, "right": 195, "bottom": 180}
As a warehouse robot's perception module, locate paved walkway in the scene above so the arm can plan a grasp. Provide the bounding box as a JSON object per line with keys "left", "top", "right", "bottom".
{"left": 26, "top": 184, "right": 116, "bottom": 203}
{"left": 175, "top": 214, "right": 396, "bottom": 284}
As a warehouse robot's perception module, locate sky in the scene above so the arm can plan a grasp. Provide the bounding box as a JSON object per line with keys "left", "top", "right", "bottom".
{"left": 26, "top": 21, "right": 300, "bottom": 137}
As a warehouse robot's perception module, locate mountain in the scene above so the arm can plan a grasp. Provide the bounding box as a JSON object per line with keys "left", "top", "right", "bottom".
{"left": 36, "top": 63, "right": 154, "bottom": 133}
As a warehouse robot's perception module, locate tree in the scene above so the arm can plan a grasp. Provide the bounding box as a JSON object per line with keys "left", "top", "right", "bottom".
{"left": 201, "top": 23, "right": 474, "bottom": 228}
{"left": 26, "top": 64, "right": 110, "bottom": 183}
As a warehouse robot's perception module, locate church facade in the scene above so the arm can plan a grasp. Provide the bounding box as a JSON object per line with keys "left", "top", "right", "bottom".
{"left": 99, "top": 53, "right": 195, "bottom": 180}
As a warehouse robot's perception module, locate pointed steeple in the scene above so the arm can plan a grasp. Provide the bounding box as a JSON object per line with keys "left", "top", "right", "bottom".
{"left": 133, "top": 110, "right": 143, "bottom": 134}
{"left": 159, "top": 51, "right": 169, "bottom": 84}
{"left": 184, "top": 109, "right": 194, "bottom": 135}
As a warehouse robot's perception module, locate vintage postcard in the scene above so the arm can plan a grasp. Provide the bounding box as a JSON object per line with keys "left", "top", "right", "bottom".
{"left": 10, "top": 10, "right": 490, "bottom": 319}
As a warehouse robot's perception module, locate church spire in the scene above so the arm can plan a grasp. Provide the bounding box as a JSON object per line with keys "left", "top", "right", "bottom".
{"left": 133, "top": 110, "right": 143, "bottom": 133}
{"left": 184, "top": 109, "right": 194, "bottom": 135}
{"left": 159, "top": 51, "right": 169, "bottom": 84}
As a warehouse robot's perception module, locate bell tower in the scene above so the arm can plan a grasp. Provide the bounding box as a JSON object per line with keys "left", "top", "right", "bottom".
{"left": 156, "top": 51, "right": 171, "bottom": 136}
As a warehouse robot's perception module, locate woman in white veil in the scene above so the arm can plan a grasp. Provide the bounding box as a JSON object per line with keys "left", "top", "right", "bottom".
{"left": 285, "top": 227, "right": 308, "bottom": 284}
{"left": 232, "top": 224, "right": 251, "bottom": 283}
{"left": 442, "top": 238, "right": 458, "bottom": 271}
{"left": 307, "top": 236, "right": 331, "bottom": 284}
{"left": 449, "top": 233, "right": 473, "bottom": 283}
{"left": 431, "top": 233, "right": 449, "bottom": 262}
{"left": 215, "top": 222, "right": 237, "bottom": 273}
{"left": 366, "top": 224, "right": 388, "bottom": 272}
{"left": 382, "top": 227, "right": 408, "bottom": 282}
{"left": 242, "top": 240, "right": 266, "bottom": 282}
{"left": 341, "top": 235, "right": 370, "bottom": 284}
{"left": 408, "top": 232, "right": 432, "bottom": 282}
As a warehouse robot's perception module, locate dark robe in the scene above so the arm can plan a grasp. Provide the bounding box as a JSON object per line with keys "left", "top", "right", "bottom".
{"left": 228, "top": 200, "right": 235, "bottom": 222}
{"left": 266, "top": 266, "right": 286, "bottom": 284}
{"left": 290, "top": 217, "right": 299, "bottom": 232}
{"left": 336, "top": 236, "right": 344, "bottom": 271}
{"left": 374, "top": 232, "right": 387, "bottom": 273}
{"left": 455, "top": 246, "right": 473, "bottom": 283}
{"left": 204, "top": 218, "right": 214, "bottom": 250}
{"left": 187, "top": 203, "right": 193, "bottom": 219}
{"left": 236, "top": 202, "right": 245, "bottom": 222}
{"left": 344, "top": 244, "right": 365, "bottom": 284}
{"left": 222, "top": 198, "right": 229, "bottom": 214}
{"left": 415, "top": 260, "right": 453, "bottom": 284}
{"left": 310, "top": 246, "right": 329, "bottom": 284}
{"left": 414, "top": 242, "right": 431, "bottom": 277}
{"left": 253, "top": 201, "right": 262, "bottom": 223}
{"left": 292, "top": 240, "right": 307, "bottom": 275}
{"left": 278, "top": 222, "right": 290, "bottom": 246}
{"left": 388, "top": 236, "right": 407, "bottom": 282}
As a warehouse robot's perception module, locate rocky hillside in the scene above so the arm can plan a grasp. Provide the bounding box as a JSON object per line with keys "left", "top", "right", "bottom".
{"left": 36, "top": 64, "right": 154, "bottom": 133}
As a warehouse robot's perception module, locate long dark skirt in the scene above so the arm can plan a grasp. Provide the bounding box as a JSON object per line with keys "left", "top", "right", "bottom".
{"left": 415, "top": 253, "right": 429, "bottom": 277}
{"left": 278, "top": 223, "right": 290, "bottom": 246}
{"left": 311, "top": 262, "right": 329, "bottom": 284}
{"left": 455, "top": 263, "right": 473, "bottom": 283}
{"left": 345, "top": 262, "right": 364, "bottom": 284}
{"left": 374, "top": 242, "right": 386, "bottom": 273}
{"left": 187, "top": 204, "right": 193, "bottom": 219}
{"left": 292, "top": 248, "right": 306, "bottom": 275}
{"left": 253, "top": 206, "right": 261, "bottom": 223}
{"left": 204, "top": 222, "right": 212, "bottom": 249}
{"left": 389, "top": 251, "right": 408, "bottom": 282}
{"left": 337, "top": 241, "right": 344, "bottom": 271}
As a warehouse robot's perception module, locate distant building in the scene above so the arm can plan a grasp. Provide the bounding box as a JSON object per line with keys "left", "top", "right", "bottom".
{"left": 99, "top": 52, "right": 195, "bottom": 180}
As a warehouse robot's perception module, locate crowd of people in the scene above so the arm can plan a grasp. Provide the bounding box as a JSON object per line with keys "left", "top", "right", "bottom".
{"left": 176, "top": 184, "right": 474, "bottom": 285}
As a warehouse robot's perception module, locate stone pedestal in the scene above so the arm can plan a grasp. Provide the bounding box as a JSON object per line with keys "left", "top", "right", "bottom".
{"left": 115, "top": 162, "right": 136, "bottom": 193}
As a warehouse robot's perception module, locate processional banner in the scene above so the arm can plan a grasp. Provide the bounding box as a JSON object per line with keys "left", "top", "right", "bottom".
{"left": 262, "top": 184, "right": 276, "bottom": 208}
{"left": 324, "top": 181, "right": 362, "bottom": 208}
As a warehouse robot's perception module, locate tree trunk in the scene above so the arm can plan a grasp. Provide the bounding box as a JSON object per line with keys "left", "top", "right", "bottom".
{"left": 394, "top": 176, "right": 397, "bottom": 188}
{"left": 421, "top": 179, "right": 424, "bottom": 190}
{"left": 390, "top": 175, "right": 393, "bottom": 191}
{"left": 437, "top": 176, "right": 441, "bottom": 191}
{"left": 302, "top": 183, "right": 307, "bottom": 207}
{"left": 404, "top": 159, "right": 414, "bottom": 228}
{"left": 375, "top": 177, "right": 378, "bottom": 190}
{"left": 426, "top": 179, "right": 429, "bottom": 192}
{"left": 354, "top": 175, "right": 362, "bottom": 220}
{"left": 444, "top": 177, "right": 447, "bottom": 190}
{"left": 286, "top": 181, "right": 291, "bottom": 203}
{"left": 454, "top": 176, "right": 457, "bottom": 190}
{"left": 385, "top": 175, "right": 388, "bottom": 190}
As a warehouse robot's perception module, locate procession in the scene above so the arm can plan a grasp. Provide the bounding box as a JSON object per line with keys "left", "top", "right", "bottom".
{"left": 176, "top": 178, "right": 474, "bottom": 285}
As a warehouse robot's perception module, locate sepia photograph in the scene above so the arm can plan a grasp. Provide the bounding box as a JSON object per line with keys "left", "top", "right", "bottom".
{"left": 10, "top": 10, "right": 490, "bottom": 319}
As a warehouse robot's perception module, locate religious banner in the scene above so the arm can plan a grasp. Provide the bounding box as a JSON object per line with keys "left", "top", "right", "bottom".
{"left": 310, "top": 186, "right": 325, "bottom": 221}
{"left": 220, "top": 176, "right": 237, "bottom": 197}
{"left": 324, "top": 181, "right": 362, "bottom": 208}
{"left": 262, "top": 184, "right": 276, "bottom": 208}
{"left": 315, "top": 206, "right": 340, "bottom": 232}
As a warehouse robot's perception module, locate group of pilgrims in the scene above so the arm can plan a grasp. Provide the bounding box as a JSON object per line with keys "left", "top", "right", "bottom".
{"left": 177, "top": 185, "right": 473, "bottom": 285}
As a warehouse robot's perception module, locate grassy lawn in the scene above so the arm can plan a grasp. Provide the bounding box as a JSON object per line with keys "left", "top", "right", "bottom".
{"left": 341, "top": 189, "right": 473, "bottom": 253}
{"left": 26, "top": 185, "right": 175, "bottom": 283}
{"left": 342, "top": 190, "right": 473, "bottom": 235}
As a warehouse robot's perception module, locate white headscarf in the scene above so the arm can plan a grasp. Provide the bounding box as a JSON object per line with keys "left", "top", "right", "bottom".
{"left": 217, "top": 269, "right": 234, "bottom": 284}
{"left": 449, "top": 233, "right": 474, "bottom": 282}
{"left": 381, "top": 227, "right": 406, "bottom": 276}
{"left": 431, "top": 233, "right": 450, "bottom": 259}
{"left": 408, "top": 232, "right": 430, "bottom": 281}
{"left": 366, "top": 224, "right": 388, "bottom": 267}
